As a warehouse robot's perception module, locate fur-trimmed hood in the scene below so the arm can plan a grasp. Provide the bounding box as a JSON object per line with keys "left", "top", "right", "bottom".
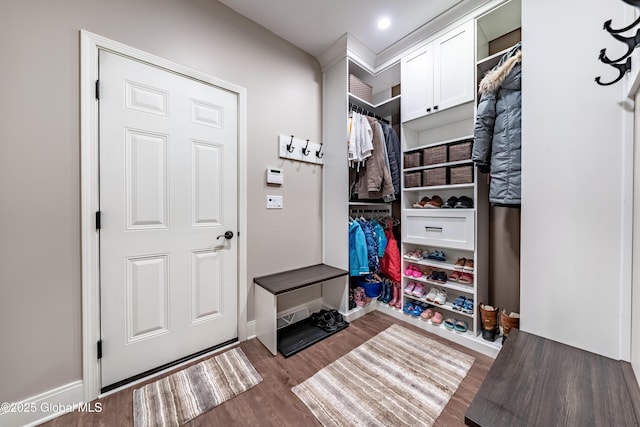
{"left": 479, "top": 45, "right": 522, "bottom": 95}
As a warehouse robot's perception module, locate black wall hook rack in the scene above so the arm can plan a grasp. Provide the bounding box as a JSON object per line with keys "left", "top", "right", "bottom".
{"left": 597, "top": 0, "right": 640, "bottom": 87}
{"left": 286, "top": 135, "right": 295, "bottom": 153}
{"left": 604, "top": 16, "right": 640, "bottom": 34}
{"left": 301, "top": 139, "right": 311, "bottom": 156}
{"left": 596, "top": 57, "right": 632, "bottom": 86}
{"left": 599, "top": 29, "right": 640, "bottom": 64}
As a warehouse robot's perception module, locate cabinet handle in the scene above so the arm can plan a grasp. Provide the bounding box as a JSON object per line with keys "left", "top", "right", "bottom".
{"left": 426, "top": 107, "right": 431, "bottom": 113}
{"left": 425, "top": 226, "right": 443, "bottom": 232}
{"left": 434, "top": 105, "right": 439, "bottom": 111}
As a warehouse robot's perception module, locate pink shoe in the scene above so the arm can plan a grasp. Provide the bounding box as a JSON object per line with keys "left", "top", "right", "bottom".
{"left": 404, "top": 282, "right": 416, "bottom": 295}
{"left": 389, "top": 283, "right": 399, "bottom": 306}
{"left": 393, "top": 285, "right": 403, "bottom": 309}
{"left": 431, "top": 311, "right": 444, "bottom": 325}
{"left": 412, "top": 283, "right": 424, "bottom": 298}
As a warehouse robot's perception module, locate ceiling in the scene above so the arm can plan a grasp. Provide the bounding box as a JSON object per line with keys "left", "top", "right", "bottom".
{"left": 218, "top": 0, "right": 466, "bottom": 58}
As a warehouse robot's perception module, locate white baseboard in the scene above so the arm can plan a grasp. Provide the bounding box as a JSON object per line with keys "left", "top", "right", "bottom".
{"left": 0, "top": 380, "right": 85, "bottom": 427}
{"left": 245, "top": 320, "right": 256, "bottom": 340}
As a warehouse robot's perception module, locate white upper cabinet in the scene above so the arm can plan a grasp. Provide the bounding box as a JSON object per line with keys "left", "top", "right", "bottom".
{"left": 401, "top": 20, "right": 474, "bottom": 123}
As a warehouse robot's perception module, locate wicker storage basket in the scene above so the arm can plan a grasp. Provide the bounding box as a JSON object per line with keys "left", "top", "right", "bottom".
{"left": 349, "top": 74, "right": 373, "bottom": 103}
{"left": 404, "top": 172, "right": 422, "bottom": 188}
{"left": 423, "top": 145, "right": 447, "bottom": 166}
{"left": 448, "top": 141, "right": 472, "bottom": 162}
{"left": 449, "top": 165, "right": 474, "bottom": 184}
{"left": 422, "top": 167, "right": 447, "bottom": 186}
{"left": 403, "top": 151, "right": 422, "bottom": 169}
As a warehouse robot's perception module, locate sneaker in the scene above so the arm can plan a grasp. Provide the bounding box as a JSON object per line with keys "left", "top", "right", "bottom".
{"left": 412, "top": 283, "right": 425, "bottom": 298}
{"left": 404, "top": 282, "right": 416, "bottom": 295}
{"left": 462, "top": 298, "right": 474, "bottom": 314}
{"left": 454, "top": 258, "right": 466, "bottom": 271}
{"left": 434, "top": 289, "right": 447, "bottom": 305}
{"left": 425, "top": 287, "right": 439, "bottom": 302}
{"left": 452, "top": 295, "right": 466, "bottom": 310}
{"left": 463, "top": 259, "right": 474, "bottom": 272}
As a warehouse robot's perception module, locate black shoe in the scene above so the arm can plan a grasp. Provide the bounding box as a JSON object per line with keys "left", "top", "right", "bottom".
{"left": 329, "top": 309, "right": 347, "bottom": 328}
{"left": 441, "top": 196, "right": 459, "bottom": 208}
{"left": 454, "top": 196, "right": 474, "bottom": 208}
{"left": 319, "top": 311, "right": 337, "bottom": 332}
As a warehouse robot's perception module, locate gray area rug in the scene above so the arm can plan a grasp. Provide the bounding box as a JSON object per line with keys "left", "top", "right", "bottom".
{"left": 292, "top": 324, "right": 475, "bottom": 427}
{"left": 133, "top": 347, "right": 262, "bottom": 426}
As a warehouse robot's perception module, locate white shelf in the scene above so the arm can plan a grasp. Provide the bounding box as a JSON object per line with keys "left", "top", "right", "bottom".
{"left": 477, "top": 47, "right": 511, "bottom": 76}
{"left": 404, "top": 159, "right": 473, "bottom": 173}
{"left": 403, "top": 134, "right": 474, "bottom": 153}
{"left": 402, "top": 101, "right": 474, "bottom": 132}
{"left": 402, "top": 273, "right": 475, "bottom": 293}
{"left": 403, "top": 293, "right": 474, "bottom": 318}
{"left": 403, "top": 183, "right": 474, "bottom": 192}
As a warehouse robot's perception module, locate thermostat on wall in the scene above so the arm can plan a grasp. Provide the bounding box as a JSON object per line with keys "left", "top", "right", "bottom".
{"left": 266, "top": 167, "right": 283, "bottom": 185}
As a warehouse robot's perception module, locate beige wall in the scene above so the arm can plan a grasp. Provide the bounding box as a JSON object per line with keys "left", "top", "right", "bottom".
{"left": 0, "top": 0, "right": 322, "bottom": 403}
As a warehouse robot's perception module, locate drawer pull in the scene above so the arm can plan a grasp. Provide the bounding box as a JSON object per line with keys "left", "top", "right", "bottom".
{"left": 425, "top": 226, "right": 443, "bottom": 232}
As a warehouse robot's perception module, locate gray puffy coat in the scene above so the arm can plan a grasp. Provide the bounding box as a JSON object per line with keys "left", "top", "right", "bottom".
{"left": 473, "top": 43, "right": 522, "bottom": 206}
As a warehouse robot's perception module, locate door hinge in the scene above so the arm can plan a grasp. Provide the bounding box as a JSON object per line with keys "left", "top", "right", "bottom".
{"left": 97, "top": 340, "right": 103, "bottom": 360}
{"left": 95, "top": 80, "right": 100, "bottom": 100}
{"left": 96, "top": 211, "right": 101, "bottom": 230}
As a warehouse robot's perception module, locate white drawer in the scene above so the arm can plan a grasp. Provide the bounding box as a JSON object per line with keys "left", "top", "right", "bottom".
{"left": 403, "top": 210, "right": 475, "bottom": 250}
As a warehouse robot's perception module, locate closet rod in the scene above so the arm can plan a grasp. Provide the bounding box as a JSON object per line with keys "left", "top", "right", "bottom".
{"left": 349, "top": 103, "right": 389, "bottom": 124}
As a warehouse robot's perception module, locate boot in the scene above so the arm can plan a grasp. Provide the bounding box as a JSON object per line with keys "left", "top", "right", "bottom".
{"left": 377, "top": 281, "right": 388, "bottom": 301}
{"left": 382, "top": 282, "right": 393, "bottom": 304}
{"left": 500, "top": 309, "right": 520, "bottom": 343}
{"left": 388, "top": 282, "right": 399, "bottom": 306}
{"left": 393, "top": 283, "right": 403, "bottom": 309}
{"left": 480, "top": 303, "right": 499, "bottom": 342}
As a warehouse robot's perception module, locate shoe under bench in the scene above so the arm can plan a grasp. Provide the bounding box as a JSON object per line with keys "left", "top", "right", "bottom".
{"left": 254, "top": 263, "right": 349, "bottom": 357}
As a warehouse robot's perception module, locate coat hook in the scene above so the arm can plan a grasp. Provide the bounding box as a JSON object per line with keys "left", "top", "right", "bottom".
{"left": 599, "top": 28, "right": 640, "bottom": 64}
{"left": 301, "top": 139, "right": 311, "bottom": 156}
{"left": 604, "top": 15, "right": 640, "bottom": 34}
{"left": 286, "top": 135, "right": 295, "bottom": 153}
{"left": 316, "top": 142, "right": 324, "bottom": 159}
{"left": 596, "top": 57, "right": 632, "bottom": 86}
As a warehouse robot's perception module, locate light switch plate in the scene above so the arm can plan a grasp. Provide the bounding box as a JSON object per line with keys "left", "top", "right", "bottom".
{"left": 266, "top": 195, "right": 283, "bottom": 209}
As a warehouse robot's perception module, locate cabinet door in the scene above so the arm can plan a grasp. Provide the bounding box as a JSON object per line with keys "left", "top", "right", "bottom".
{"left": 401, "top": 45, "right": 434, "bottom": 122}
{"left": 433, "top": 20, "right": 474, "bottom": 112}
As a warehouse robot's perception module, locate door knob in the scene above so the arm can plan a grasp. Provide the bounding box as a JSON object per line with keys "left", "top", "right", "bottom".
{"left": 217, "top": 231, "right": 234, "bottom": 240}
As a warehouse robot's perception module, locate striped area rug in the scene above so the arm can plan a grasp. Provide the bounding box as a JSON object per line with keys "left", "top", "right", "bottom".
{"left": 292, "top": 324, "right": 475, "bottom": 427}
{"left": 133, "top": 347, "right": 262, "bottom": 426}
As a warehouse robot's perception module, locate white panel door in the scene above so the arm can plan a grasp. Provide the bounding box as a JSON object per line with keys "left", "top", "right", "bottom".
{"left": 433, "top": 20, "right": 474, "bottom": 111}
{"left": 401, "top": 45, "right": 434, "bottom": 122}
{"left": 99, "top": 50, "right": 238, "bottom": 388}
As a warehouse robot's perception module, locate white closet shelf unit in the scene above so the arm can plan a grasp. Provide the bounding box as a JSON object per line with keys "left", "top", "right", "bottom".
{"left": 321, "top": 0, "right": 521, "bottom": 358}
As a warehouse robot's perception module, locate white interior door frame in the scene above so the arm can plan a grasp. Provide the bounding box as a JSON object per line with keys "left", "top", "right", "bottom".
{"left": 80, "top": 30, "right": 248, "bottom": 402}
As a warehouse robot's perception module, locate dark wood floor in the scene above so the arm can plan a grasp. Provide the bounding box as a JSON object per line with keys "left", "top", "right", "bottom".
{"left": 41, "top": 311, "right": 494, "bottom": 426}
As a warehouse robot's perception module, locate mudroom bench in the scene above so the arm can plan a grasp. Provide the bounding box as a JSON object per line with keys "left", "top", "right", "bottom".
{"left": 465, "top": 328, "right": 640, "bottom": 426}
{"left": 254, "top": 263, "right": 349, "bottom": 357}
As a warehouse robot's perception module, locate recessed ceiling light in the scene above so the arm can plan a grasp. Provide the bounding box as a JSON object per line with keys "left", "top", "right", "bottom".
{"left": 377, "top": 17, "right": 391, "bottom": 30}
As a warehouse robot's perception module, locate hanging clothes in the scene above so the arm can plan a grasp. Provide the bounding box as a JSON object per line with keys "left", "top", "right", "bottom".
{"left": 358, "top": 218, "right": 380, "bottom": 273}
{"left": 381, "top": 123, "right": 401, "bottom": 195}
{"left": 473, "top": 43, "right": 522, "bottom": 207}
{"left": 349, "top": 220, "right": 369, "bottom": 276}
{"left": 379, "top": 218, "right": 400, "bottom": 282}
{"left": 350, "top": 117, "right": 395, "bottom": 202}
{"left": 371, "top": 220, "right": 387, "bottom": 258}
{"left": 347, "top": 112, "right": 373, "bottom": 168}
